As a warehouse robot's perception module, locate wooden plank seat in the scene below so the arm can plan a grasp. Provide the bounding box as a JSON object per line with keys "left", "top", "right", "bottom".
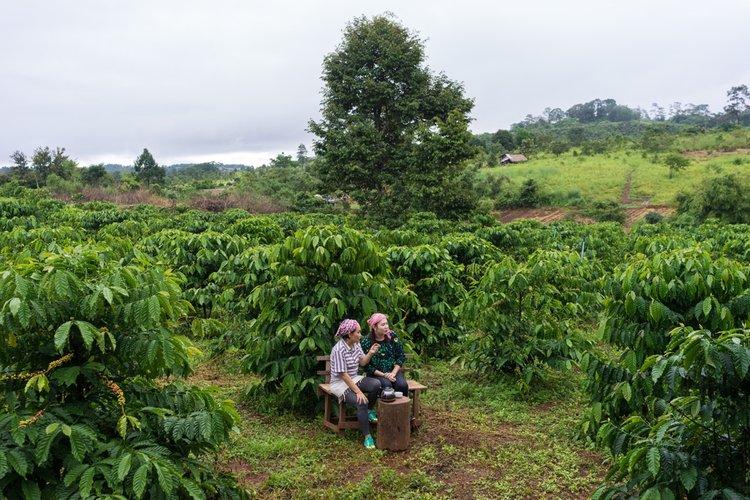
{"left": 317, "top": 355, "right": 426, "bottom": 433}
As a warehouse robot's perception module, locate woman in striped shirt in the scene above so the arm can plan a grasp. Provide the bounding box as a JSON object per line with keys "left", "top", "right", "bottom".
{"left": 329, "top": 319, "right": 381, "bottom": 449}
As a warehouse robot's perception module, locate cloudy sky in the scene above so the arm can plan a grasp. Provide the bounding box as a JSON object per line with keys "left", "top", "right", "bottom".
{"left": 2, "top": 0, "right": 748, "bottom": 166}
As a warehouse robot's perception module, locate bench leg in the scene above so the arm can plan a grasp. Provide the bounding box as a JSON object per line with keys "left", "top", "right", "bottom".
{"left": 323, "top": 392, "right": 332, "bottom": 426}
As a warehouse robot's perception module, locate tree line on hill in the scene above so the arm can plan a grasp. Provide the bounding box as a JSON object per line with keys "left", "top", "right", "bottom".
{"left": 474, "top": 85, "right": 750, "bottom": 161}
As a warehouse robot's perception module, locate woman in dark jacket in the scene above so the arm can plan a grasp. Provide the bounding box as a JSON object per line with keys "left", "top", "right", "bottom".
{"left": 361, "top": 313, "right": 409, "bottom": 397}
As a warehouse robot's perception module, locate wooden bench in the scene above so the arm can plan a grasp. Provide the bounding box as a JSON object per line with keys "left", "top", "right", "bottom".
{"left": 317, "top": 355, "right": 427, "bottom": 434}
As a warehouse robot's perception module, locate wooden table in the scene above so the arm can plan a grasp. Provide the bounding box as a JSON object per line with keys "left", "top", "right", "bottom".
{"left": 376, "top": 396, "right": 411, "bottom": 451}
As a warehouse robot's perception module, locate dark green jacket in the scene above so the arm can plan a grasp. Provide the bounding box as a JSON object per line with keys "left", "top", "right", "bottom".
{"left": 361, "top": 332, "right": 406, "bottom": 376}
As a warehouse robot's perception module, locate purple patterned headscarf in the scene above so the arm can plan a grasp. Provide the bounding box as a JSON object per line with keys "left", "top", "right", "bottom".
{"left": 335, "top": 319, "right": 360, "bottom": 338}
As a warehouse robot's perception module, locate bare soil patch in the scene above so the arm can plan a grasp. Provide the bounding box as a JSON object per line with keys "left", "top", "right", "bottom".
{"left": 683, "top": 147, "right": 750, "bottom": 159}
{"left": 495, "top": 205, "right": 674, "bottom": 227}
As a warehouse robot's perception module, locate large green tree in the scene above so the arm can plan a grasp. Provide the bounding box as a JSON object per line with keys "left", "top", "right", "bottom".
{"left": 133, "top": 148, "right": 165, "bottom": 186}
{"left": 309, "top": 14, "right": 476, "bottom": 224}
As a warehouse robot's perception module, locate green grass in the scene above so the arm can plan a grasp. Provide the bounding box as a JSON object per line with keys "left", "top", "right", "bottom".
{"left": 671, "top": 128, "right": 750, "bottom": 152}
{"left": 189, "top": 348, "right": 606, "bottom": 498}
{"left": 480, "top": 148, "right": 750, "bottom": 206}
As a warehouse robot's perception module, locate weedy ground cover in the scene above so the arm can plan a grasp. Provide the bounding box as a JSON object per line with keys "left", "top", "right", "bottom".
{"left": 189, "top": 346, "right": 606, "bottom": 499}
{"left": 480, "top": 150, "right": 750, "bottom": 205}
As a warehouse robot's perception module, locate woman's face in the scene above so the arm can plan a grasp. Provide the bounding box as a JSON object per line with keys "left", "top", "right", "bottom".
{"left": 375, "top": 318, "right": 389, "bottom": 336}
{"left": 349, "top": 324, "right": 362, "bottom": 342}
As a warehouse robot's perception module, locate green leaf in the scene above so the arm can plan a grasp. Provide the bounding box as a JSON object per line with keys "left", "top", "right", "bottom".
{"left": 69, "top": 430, "right": 86, "bottom": 461}
{"left": 75, "top": 321, "right": 96, "bottom": 350}
{"left": 79, "top": 467, "right": 95, "bottom": 498}
{"left": 702, "top": 297, "right": 712, "bottom": 317}
{"left": 647, "top": 447, "right": 661, "bottom": 476}
{"left": 132, "top": 463, "right": 149, "bottom": 499}
{"left": 621, "top": 382, "right": 632, "bottom": 403}
{"left": 21, "top": 480, "right": 41, "bottom": 500}
{"left": 651, "top": 358, "right": 668, "bottom": 383}
{"left": 641, "top": 486, "right": 661, "bottom": 500}
{"left": 181, "top": 478, "right": 206, "bottom": 500}
{"left": 117, "top": 453, "right": 132, "bottom": 481}
{"left": 50, "top": 366, "right": 80, "bottom": 386}
{"left": 0, "top": 450, "right": 7, "bottom": 479}
{"left": 54, "top": 321, "right": 73, "bottom": 351}
{"left": 35, "top": 426, "right": 59, "bottom": 464}
{"left": 63, "top": 463, "right": 87, "bottom": 487}
{"left": 148, "top": 295, "right": 161, "bottom": 322}
{"left": 102, "top": 286, "right": 114, "bottom": 305}
{"left": 117, "top": 415, "right": 128, "bottom": 438}
{"left": 153, "top": 461, "right": 175, "bottom": 495}
{"left": 679, "top": 466, "right": 697, "bottom": 491}
{"left": 8, "top": 297, "right": 21, "bottom": 316}
{"left": 8, "top": 449, "right": 28, "bottom": 477}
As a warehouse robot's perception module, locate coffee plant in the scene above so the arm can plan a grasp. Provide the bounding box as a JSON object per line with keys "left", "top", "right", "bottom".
{"left": 0, "top": 244, "right": 244, "bottom": 498}
{"left": 139, "top": 230, "right": 248, "bottom": 317}
{"left": 241, "top": 225, "right": 414, "bottom": 410}
{"left": 585, "top": 247, "right": 750, "bottom": 497}
{"left": 593, "top": 326, "right": 750, "bottom": 498}
{"left": 385, "top": 245, "right": 467, "bottom": 357}
{"left": 458, "top": 250, "right": 601, "bottom": 386}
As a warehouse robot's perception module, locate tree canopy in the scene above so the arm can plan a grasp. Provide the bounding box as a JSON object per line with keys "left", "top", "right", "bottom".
{"left": 133, "top": 148, "right": 164, "bottom": 186}
{"left": 309, "top": 14, "right": 477, "bottom": 224}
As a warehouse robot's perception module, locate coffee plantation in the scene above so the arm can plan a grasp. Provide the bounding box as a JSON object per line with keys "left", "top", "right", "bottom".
{"left": 1, "top": 184, "right": 749, "bottom": 497}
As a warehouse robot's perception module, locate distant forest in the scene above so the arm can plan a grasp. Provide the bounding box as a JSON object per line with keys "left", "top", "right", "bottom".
{"left": 473, "top": 85, "right": 750, "bottom": 160}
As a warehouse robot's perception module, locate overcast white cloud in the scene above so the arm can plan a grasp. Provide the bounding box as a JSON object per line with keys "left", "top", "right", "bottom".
{"left": 1, "top": 0, "right": 748, "bottom": 166}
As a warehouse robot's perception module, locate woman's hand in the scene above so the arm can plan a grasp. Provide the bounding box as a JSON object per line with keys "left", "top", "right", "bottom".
{"left": 356, "top": 391, "right": 368, "bottom": 405}
{"left": 368, "top": 343, "right": 380, "bottom": 355}
{"left": 385, "top": 371, "right": 397, "bottom": 382}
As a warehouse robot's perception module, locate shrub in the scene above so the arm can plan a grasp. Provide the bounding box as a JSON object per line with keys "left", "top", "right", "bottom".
{"left": 584, "top": 247, "right": 750, "bottom": 497}
{"left": 0, "top": 244, "right": 243, "bottom": 497}
{"left": 385, "top": 245, "right": 467, "bottom": 357}
{"left": 241, "top": 226, "right": 411, "bottom": 411}
{"left": 440, "top": 233, "right": 504, "bottom": 287}
{"left": 593, "top": 327, "right": 750, "bottom": 499}
{"left": 515, "top": 178, "right": 543, "bottom": 208}
{"left": 138, "top": 230, "right": 248, "bottom": 317}
{"left": 227, "top": 217, "right": 284, "bottom": 244}
{"left": 687, "top": 174, "right": 750, "bottom": 224}
{"left": 663, "top": 153, "right": 690, "bottom": 178}
{"left": 457, "top": 250, "right": 600, "bottom": 387}
{"left": 584, "top": 201, "right": 626, "bottom": 224}
{"left": 644, "top": 211, "right": 664, "bottom": 224}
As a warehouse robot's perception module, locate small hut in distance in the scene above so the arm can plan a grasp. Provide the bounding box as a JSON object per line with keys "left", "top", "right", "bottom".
{"left": 500, "top": 153, "right": 528, "bottom": 165}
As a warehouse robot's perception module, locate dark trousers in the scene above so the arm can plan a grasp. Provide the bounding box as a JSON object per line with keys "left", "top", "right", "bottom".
{"left": 376, "top": 371, "right": 408, "bottom": 395}
{"left": 343, "top": 376, "right": 381, "bottom": 436}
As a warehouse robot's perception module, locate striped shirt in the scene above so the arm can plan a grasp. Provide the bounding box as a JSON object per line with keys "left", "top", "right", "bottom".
{"left": 329, "top": 339, "right": 364, "bottom": 402}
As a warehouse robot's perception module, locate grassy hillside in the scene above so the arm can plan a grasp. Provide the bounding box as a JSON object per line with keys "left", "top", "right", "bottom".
{"left": 481, "top": 148, "right": 750, "bottom": 206}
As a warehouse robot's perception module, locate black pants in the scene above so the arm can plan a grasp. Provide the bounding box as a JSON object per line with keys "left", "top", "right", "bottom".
{"left": 343, "top": 377, "right": 381, "bottom": 436}
{"left": 376, "top": 371, "right": 408, "bottom": 395}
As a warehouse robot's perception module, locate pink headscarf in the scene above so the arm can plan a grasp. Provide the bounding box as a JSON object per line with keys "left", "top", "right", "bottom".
{"left": 335, "top": 319, "right": 359, "bottom": 338}
{"left": 367, "top": 313, "right": 392, "bottom": 340}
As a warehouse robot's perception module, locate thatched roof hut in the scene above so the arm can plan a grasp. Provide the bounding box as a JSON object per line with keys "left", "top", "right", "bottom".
{"left": 500, "top": 154, "right": 528, "bottom": 164}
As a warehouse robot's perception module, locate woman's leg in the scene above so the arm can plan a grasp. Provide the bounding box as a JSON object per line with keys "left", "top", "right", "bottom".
{"left": 343, "top": 389, "right": 370, "bottom": 436}
{"left": 357, "top": 376, "right": 382, "bottom": 406}
{"left": 394, "top": 371, "right": 409, "bottom": 395}
{"left": 377, "top": 376, "right": 393, "bottom": 390}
